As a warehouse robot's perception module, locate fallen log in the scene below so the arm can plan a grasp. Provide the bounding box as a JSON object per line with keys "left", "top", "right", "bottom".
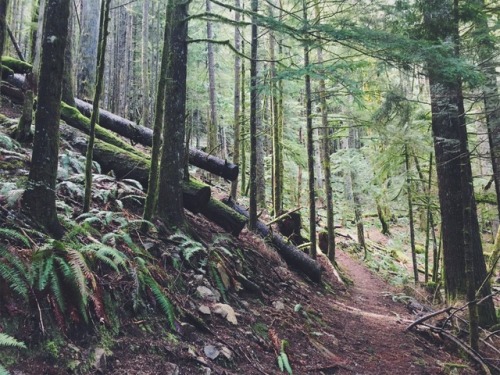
{"left": 224, "top": 198, "right": 322, "bottom": 283}
{"left": 61, "top": 125, "right": 246, "bottom": 236}
{"left": 75, "top": 99, "right": 239, "bottom": 181}
{"left": 65, "top": 130, "right": 210, "bottom": 214}
{"left": 199, "top": 197, "right": 247, "bottom": 236}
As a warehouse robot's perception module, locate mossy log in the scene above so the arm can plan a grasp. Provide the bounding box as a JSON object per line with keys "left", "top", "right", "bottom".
{"left": 1, "top": 56, "right": 32, "bottom": 74}
{"left": 224, "top": 198, "right": 322, "bottom": 282}
{"left": 1, "top": 65, "right": 13, "bottom": 79}
{"left": 75, "top": 99, "right": 239, "bottom": 181}
{"left": 0, "top": 81, "right": 23, "bottom": 103}
{"left": 60, "top": 103, "right": 144, "bottom": 159}
{"left": 64, "top": 130, "right": 210, "bottom": 214}
{"left": 199, "top": 197, "right": 247, "bottom": 236}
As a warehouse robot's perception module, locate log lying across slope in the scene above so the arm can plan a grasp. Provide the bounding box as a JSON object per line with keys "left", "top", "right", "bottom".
{"left": 224, "top": 199, "right": 323, "bottom": 283}
{"left": 75, "top": 99, "right": 239, "bottom": 181}
{"left": 59, "top": 117, "right": 247, "bottom": 235}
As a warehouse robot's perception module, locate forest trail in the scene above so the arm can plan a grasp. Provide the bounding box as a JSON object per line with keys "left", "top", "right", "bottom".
{"left": 321, "top": 249, "right": 474, "bottom": 375}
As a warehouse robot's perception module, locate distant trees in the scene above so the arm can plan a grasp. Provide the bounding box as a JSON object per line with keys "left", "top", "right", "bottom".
{"left": 22, "top": 0, "right": 70, "bottom": 238}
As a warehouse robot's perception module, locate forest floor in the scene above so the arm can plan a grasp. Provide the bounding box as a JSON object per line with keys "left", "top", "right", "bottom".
{"left": 0, "top": 96, "right": 498, "bottom": 374}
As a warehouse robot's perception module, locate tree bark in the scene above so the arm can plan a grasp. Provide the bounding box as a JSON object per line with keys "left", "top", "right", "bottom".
{"left": 225, "top": 199, "right": 322, "bottom": 282}
{"left": 0, "top": 0, "right": 9, "bottom": 104}
{"left": 303, "top": 0, "right": 316, "bottom": 259}
{"left": 77, "top": 0, "right": 99, "bottom": 100}
{"left": 249, "top": 0, "right": 258, "bottom": 230}
{"left": 83, "top": 0, "right": 111, "bottom": 213}
{"left": 315, "top": 2, "right": 335, "bottom": 262}
{"left": 22, "top": 0, "right": 70, "bottom": 239}
{"left": 157, "top": 0, "right": 189, "bottom": 228}
{"left": 230, "top": 0, "right": 241, "bottom": 200}
{"left": 141, "top": 0, "right": 150, "bottom": 127}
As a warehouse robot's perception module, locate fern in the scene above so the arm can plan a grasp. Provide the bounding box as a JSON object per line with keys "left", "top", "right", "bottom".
{"left": 169, "top": 232, "right": 206, "bottom": 263}
{"left": 209, "top": 261, "right": 228, "bottom": 303}
{"left": 79, "top": 243, "right": 128, "bottom": 272}
{"left": 0, "top": 245, "right": 29, "bottom": 300}
{"left": 0, "top": 333, "right": 26, "bottom": 349}
{"left": 0, "top": 333, "right": 26, "bottom": 375}
{"left": 0, "top": 228, "right": 31, "bottom": 248}
{"left": 143, "top": 275, "right": 176, "bottom": 330}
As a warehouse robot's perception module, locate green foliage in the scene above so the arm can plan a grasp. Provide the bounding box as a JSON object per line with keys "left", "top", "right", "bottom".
{"left": 209, "top": 261, "right": 228, "bottom": 303}
{"left": 277, "top": 340, "right": 293, "bottom": 374}
{"left": 169, "top": 232, "right": 206, "bottom": 265}
{"left": 0, "top": 333, "right": 26, "bottom": 375}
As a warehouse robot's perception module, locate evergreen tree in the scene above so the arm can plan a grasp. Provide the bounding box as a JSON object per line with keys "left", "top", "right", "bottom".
{"left": 157, "top": 0, "right": 189, "bottom": 228}
{"left": 22, "top": 0, "right": 71, "bottom": 239}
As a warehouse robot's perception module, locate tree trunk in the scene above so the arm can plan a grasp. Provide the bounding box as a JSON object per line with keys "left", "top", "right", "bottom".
{"left": 157, "top": 0, "right": 189, "bottom": 228}
{"left": 22, "top": 0, "right": 70, "bottom": 239}
{"left": 77, "top": 0, "right": 99, "bottom": 100}
{"left": 141, "top": 0, "right": 150, "bottom": 127}
{"left": 61, "top": 0, "right": 74, "bottom": 106}
{"left": 269, "top": 0, "right": 283, "bottom": 216}
{"left": 230, "top": 0, "right": 241, "bottom": 200}
{"left": 0, "top": 0, "right": 9, "bottom": 105}
{"left": 83, "top": 0, "right": 111, "bottom": 213}
{"left": 142, "top": 2, "right": 170, "bottom": 228}
{"left": 303, "top": 0, "right": 316, "bottom": 259}
{"left": 405, "top": 144, "right": 418, "bottom": 283}
{"left": 249, "top": 0, "right": 258, "bottom": 230}
{"left": 315, "top": 2, "right": 335, "bottom": 262}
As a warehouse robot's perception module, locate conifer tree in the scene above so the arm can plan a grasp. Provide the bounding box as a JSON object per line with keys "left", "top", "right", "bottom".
{"left": 22, "top": 0, "right": 70, "bottom": 238}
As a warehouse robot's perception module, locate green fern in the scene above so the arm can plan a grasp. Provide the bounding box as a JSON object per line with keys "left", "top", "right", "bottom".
{"left": 0, "top": 228, "right": 31, "bottom": 248}
{"left": 209, "top": 261, "right": 228, "bottom": 303}
{"left": 169, "top": 232, "right": 206, "bottom": 263}
{"left": 144, "top": 275, "right": 176, "bottom": 330}
{"left": 0, "top": 333, "right": 26, "bottom": 375}
{"left": 0, "top": 246, "right": 29, "bottom": 300}
{"left": 0, "top": 333, "right": 26, "bottom": 349}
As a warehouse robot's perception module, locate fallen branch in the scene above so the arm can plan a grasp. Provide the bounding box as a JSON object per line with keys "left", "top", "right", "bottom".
{"left": 422, "top": 323, "right": 496, "bottom": 375}
{"left": 266, "top": 207, "right": 302, "bottom": 226}
{"left": 405, "top": 306, "right": 452, "bottom": 332}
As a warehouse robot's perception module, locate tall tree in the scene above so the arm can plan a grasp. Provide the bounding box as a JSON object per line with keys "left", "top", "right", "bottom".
{"left": 61, "top": 0, "right": 74, "bottom": 106}
{"left": 206, "top": 0, "right": 219, "bottom": 158}
{"left": 270, "top": 0, "right": 283, "bottom": 216}
{"left": 249, "top": 0, "right": 258, "bottom": 230}
{"left": 143, "top": 0, "right": 171, "bottom": 228}
{"left": 0, "top": 0, "right": 9, "bottom": 102}
{"left": 421, "top": 0, "right": 496, "bottom": 326}
{"left": 141, "top": 0, "right": 150, "bottom": 127}
{"left": 22, "top": 0, "right": 70, "bottom": 239}
{"left": 83, "top": 0, "right": 112, "bottom": 213}
{"left": 315, "top": 1, "right": 335, "bottom": 261}
{"left": 77, "top": 0, "right": 100, "bottom": 99}
{"left": 230, "top": 0, "right": 241, "bottom": 200}
{"left": 157, "top": 0, "right": 189, "bottom": 228}
{"left": 303, "top": 0, "right": 316, "bottom": 259}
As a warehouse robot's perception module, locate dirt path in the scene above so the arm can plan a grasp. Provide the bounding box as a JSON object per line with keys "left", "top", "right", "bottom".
{"left": 321, "top": 249, "right": 476, "bottom": 375}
